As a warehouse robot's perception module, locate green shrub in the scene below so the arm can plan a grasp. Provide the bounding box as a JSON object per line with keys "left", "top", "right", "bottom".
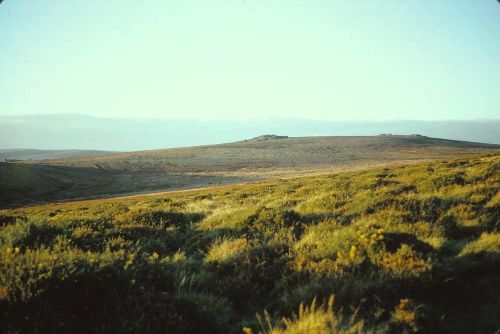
{"left": 243, "top": 206, "right": 304, "bottom": 240}
{"left": 375, "top": 244, "right": 432, "bottom": 279}
{"left": 295, "top": 221, "right": 385, "bottom": 276}
{"left": 0, "top": 220, "right": 66, "bottom": 251}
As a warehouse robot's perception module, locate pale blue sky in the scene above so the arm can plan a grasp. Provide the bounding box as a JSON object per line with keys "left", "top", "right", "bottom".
{"left": 0, "top": 1, "right": 499, "bottom": 121}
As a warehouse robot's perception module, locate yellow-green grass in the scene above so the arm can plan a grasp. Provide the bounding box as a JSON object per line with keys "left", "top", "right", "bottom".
{"left": 0, "top": 153, "right": 499, "bottom": 333}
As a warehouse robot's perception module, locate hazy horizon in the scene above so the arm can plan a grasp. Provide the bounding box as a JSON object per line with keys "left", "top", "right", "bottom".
{"left": 1, "top": 114, "right": 500, "bottom": 151}
{"left": 3, "top": 112, "right": 500, "bottom": 122}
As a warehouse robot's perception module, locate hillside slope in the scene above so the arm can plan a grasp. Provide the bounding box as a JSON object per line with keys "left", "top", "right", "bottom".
{"left": 38, "top": 135, "right": 500, "bottom": 172}
{"left": 1, "top": 154, "right": 499, "bottom": 333}
{"left": 1, "top": 135, "right": 498, "bottom": 207}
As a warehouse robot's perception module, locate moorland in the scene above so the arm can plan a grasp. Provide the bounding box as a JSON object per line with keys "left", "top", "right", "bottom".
{"left": 0, "top": 153, "right": 499, "bottom": 333}
{"left": 1, "top": 135, "right": 498, "bottom": 207}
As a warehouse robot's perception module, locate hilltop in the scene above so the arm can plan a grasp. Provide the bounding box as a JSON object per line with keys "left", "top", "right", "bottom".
{"left": 246, "top": 134, "right": 289, "bottom": 141}
{"left": 1, "top": 154, "right": 499, "bottom": 333}
{"left": 0, "top": 135, "right": 498, "bottom": 207}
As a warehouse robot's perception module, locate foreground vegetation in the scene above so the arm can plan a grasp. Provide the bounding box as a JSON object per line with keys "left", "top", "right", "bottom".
{"left": 0, "top": 154, "right": 499, "bottom": 333}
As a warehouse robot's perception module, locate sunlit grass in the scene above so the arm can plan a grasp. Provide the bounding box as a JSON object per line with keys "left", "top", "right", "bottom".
{"left": 0, "top": 153, "right": 499, "bottom": 333}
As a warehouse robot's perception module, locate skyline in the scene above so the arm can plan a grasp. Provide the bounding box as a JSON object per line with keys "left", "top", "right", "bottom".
{"left": 0, "top": 112, "right": 499, "bottom": 122}
{"left": 0, "top": 1, "right": 499, "bottom": 121}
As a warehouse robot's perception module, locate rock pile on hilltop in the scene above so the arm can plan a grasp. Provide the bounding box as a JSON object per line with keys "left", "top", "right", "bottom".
{"left": 247, "top": 134, "right": 289, "bottom": 141}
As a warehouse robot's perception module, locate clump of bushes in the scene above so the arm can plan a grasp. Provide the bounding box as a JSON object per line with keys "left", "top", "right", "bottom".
{"left": 0, "top": 219, "right": 67, "bottom": 251}
{"left": 294, "top": 221, "right": 386, "bottom": 276}
{"left": 244, "top": 206, "right": 304, "bottom": 240}
{"left": 376, "top": 244, "right": 432, "bottom": 279}
{"left": 295, "top": 220, "right": 433, "bottom": 280}
{"left": 0, "top": 235, "right": 230, "bottom": 333}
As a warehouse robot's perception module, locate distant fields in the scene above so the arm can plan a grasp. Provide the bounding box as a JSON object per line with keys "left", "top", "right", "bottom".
{"left": 1, "top": 135, "right": 499, "bottom": 207}
{"left": 1, "top": 153, "right": 499, "bottom": 333}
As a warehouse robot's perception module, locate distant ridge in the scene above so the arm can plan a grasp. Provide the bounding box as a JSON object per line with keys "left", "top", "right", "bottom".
{"left": 1, "top": 115, "right": 500, "bottom": 150}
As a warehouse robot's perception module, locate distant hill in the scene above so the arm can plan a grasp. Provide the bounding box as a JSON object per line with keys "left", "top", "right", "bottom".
{"left": 40, "top": 134, "right": 500, "bottom": 172}
{"left": 0, "top": 149, "right": 114, "bottom": 161}
{"left": 1, "top": 135, "right": 499, "bottom": 207}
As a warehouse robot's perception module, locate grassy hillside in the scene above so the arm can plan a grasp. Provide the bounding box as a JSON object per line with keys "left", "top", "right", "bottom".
{"left": 0, "top": 153, "right": 499, "bottom": 333}
{"left": 1, "top": 135, "right": 498, "bottom": 207}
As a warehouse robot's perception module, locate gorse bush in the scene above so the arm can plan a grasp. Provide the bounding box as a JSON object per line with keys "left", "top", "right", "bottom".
{"left": 295, "top": 220, "right": 386, "bottom": 276}
{"left": 0, "top": 154, "right": 499, "bottom": 333}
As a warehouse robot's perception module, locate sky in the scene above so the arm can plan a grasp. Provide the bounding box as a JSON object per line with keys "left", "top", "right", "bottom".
{"left": 0, "top": 1, "right": 499, "bottom": 121}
